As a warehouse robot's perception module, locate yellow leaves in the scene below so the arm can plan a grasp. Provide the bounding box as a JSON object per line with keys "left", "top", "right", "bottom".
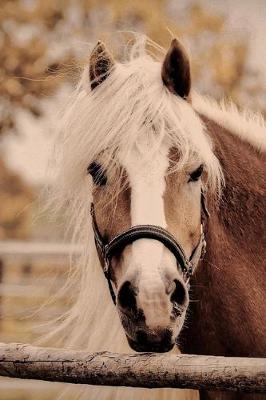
{"left": 0, "top": 0, "right": 260, "bottom": 137}
{"left": 106, "top": 0, "right": 181, "bottom": 46}
{"left": 0, "top": 0, "right": 64, "bottom": 28}
{"left": 0, "top": 1, "right": 74, "bottom": 136}
{"left": 0, "top": 0, "right": 30, "bottom": 24}
{"left": 32, "top": 0, "right": 65, "bottom": 29}
{"left": 210, "top": 41, "right": 248, "bottom": 93}
{"left": 0, "top": 0, "right": 263, "bottom": 240}
{"left": 0, "top": 33, "right": 48, "bottom": 103}
{"left": 0, "top": 159, "right": 34, "bottom": 239}
{"left": 187, "top": 4, "right": 224, "bottom": 35}
{"left": 3, "top": 77, "right": 24, "bottom": 97}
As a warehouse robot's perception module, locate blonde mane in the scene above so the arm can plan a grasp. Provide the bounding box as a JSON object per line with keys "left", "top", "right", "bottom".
{"left": 193, "top": 93, "right": 266, "bottom": 153}
{"left": 43, "top": 36, "right": 226, "bottom": 400}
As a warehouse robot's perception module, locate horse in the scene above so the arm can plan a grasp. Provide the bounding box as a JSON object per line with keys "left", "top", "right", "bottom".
{"left": 45, "top": 35, "right": 266, "bottom": 400}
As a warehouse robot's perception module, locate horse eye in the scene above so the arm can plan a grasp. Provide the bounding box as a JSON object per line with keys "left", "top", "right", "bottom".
{"left": 188, "top": 164, "right": 204, "bottom": 183}
{"left": 87, "top": 162, "right": 107, "bottom": 186}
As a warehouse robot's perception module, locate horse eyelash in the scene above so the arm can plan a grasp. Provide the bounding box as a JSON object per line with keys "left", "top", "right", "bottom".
{"left": 188, "top": 164, "right": 204, "bottom": 183}
{"left": 87, "top": 162, "right": 107, "bottom": 186}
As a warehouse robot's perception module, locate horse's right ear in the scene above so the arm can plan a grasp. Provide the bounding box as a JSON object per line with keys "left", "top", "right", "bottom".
{"left": 89, "top": 41, "right": 115, "bottom": 90}
{"left": 161, "top": 38, "right": 191, "bottom": 100}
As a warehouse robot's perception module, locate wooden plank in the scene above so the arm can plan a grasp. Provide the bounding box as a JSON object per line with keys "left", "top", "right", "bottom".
{"left": 0, "top": 283, "right": 66, "bottom": 298}
{"left": 0, "top": 241, "right": 82, "bottom": 259}
{"left": 0, "top": 343, "right": 265, "bottom": 392}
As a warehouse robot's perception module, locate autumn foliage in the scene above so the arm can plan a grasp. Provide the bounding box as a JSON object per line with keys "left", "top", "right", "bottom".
{"left": 0, "top": 0, "right": 264, "bottom": 238}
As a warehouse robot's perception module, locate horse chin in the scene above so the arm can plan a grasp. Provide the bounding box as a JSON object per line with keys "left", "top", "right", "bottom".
{"left": 119, "top": 310, "right": 184, "bottom": 353}
{"left": 123, "top": 323, "right": 176, "bottom": 353}
{"left": 126, "top": 335, "right": 175, "bottom": 353}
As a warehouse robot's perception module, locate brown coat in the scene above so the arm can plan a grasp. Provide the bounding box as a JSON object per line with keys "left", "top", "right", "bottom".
{"left": 180, "top": 116, "right": 266, "bottom": 399}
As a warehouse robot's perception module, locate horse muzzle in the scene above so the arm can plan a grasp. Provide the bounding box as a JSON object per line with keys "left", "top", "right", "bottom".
{"left": 117, "top": 276, "right": 188, "bottom": 352}
{"left": 126, "top": 328, "right": 175, "bottom": 353}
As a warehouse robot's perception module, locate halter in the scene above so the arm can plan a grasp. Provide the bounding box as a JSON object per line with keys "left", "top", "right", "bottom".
{"left": 91, "top": 192, "right": 209, "bottom": 305}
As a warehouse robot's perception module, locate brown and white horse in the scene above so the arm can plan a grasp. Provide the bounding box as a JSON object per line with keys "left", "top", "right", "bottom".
{"left": 46, "top": 36, "right": 266, "bottom": 400}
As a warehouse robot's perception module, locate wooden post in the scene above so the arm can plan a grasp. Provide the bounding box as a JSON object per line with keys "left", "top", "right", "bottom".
{"left": 0, "top": 343, "right": 265, "bottom": 392}
{"left": 0, "top": 259, "right": 3, "bottom": 326}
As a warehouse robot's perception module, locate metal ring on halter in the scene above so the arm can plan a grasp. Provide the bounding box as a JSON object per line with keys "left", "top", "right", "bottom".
{"left": 91, "top": 192, "right": 209, "bottom": 305}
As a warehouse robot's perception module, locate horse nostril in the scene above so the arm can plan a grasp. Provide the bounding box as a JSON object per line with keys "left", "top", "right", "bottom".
{"left": 170, "top": 279, "right": 187, "bottom": 306}
{"left": 118, "top": 281, "right": 137, "bottom": 311}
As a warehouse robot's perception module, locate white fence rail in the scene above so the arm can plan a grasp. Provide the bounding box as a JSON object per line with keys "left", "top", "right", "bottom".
{"left": 0, "top": 241, "right": 82, "bottom": 259}
{"left": 0, "top": 241, "right": 81, "bottom": 298}
{"left": 0, "top": 241, "right": 78, "bottom": 394}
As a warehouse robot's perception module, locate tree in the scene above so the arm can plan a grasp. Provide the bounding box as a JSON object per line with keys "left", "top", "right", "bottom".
{"left": 0, "top": 0, "right": 264, "bottom": 238}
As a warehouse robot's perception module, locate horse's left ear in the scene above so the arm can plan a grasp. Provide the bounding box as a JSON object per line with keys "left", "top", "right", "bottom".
{"left": 161, "top": 38, "right": 191, "bottom": 100}
{"left": 89, "top": 41, "right": 115, "bottom": 90}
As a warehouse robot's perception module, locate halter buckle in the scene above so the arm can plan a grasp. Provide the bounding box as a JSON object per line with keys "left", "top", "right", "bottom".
{"left": 187, "top": 264, "right": 193, "bottom": 276}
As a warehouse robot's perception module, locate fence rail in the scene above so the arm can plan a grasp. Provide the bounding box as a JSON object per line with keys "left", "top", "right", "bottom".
{"left": 0, "top": 241, "right": 82, "bottom": 259}
{"left": 0, "top": 244, "right": 265, "bottom": 394}
{"left": 0, "top": 343, "right": 265, "bottom": 393}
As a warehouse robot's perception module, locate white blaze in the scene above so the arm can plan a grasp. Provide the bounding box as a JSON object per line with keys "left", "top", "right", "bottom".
{"left": 120, "top": 138, "right": 174, "bottom": 327}
{"left": 120, "top": 136, "right": 170, "bottom": 308}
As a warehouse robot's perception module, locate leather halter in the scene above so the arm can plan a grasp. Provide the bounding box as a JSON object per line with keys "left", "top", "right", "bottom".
{"left": 91, "top": 192, "right": 209, "bottom": 305}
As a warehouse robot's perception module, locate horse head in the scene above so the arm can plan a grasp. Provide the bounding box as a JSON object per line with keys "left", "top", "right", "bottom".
{"left": 84, "top": 38, "right": 221, "bottom": 353}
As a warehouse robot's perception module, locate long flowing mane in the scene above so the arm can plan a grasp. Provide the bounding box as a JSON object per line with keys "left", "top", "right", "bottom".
{"left": 193, "top": 93, "right": 266, "bottom": 153}
{"left": 41, "top": 34, "right": 265, "bottom": 399}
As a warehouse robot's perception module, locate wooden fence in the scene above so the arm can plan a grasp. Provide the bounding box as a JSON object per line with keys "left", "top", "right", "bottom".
{"left": 0, "top": 241, "right": 77, "bottom": 397}
{"left": 0, "top": 241, "right": 76, "bottom": 343}
{"left": 0, "top": 240, "right": 82, "bottom": 259}
{"left": 0, "top": 242, "right": 265, "bottom": 394}
{"left": 0, "top": 343, "right": 266, "bottom": 393}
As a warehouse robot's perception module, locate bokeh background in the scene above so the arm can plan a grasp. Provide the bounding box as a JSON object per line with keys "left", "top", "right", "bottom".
{"left": 0, "top": 0, "right": 265, "bottom": 399}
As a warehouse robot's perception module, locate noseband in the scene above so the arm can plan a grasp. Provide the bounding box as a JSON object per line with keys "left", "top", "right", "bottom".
{"left": 91, "top": 192, "right": 209, "bottom": 305}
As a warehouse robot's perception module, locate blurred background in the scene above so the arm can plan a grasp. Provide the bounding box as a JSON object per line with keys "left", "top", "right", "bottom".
{"left": 0, "top": 0, "right": 265, "bottom": 399}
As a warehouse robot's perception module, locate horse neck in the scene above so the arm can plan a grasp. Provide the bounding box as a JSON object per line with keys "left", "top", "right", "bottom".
{"left": 206, "top": 114, "right": 265, "bottom": 253}
{"left": 180, "top": 115, "right": 266, "bottom": 358}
